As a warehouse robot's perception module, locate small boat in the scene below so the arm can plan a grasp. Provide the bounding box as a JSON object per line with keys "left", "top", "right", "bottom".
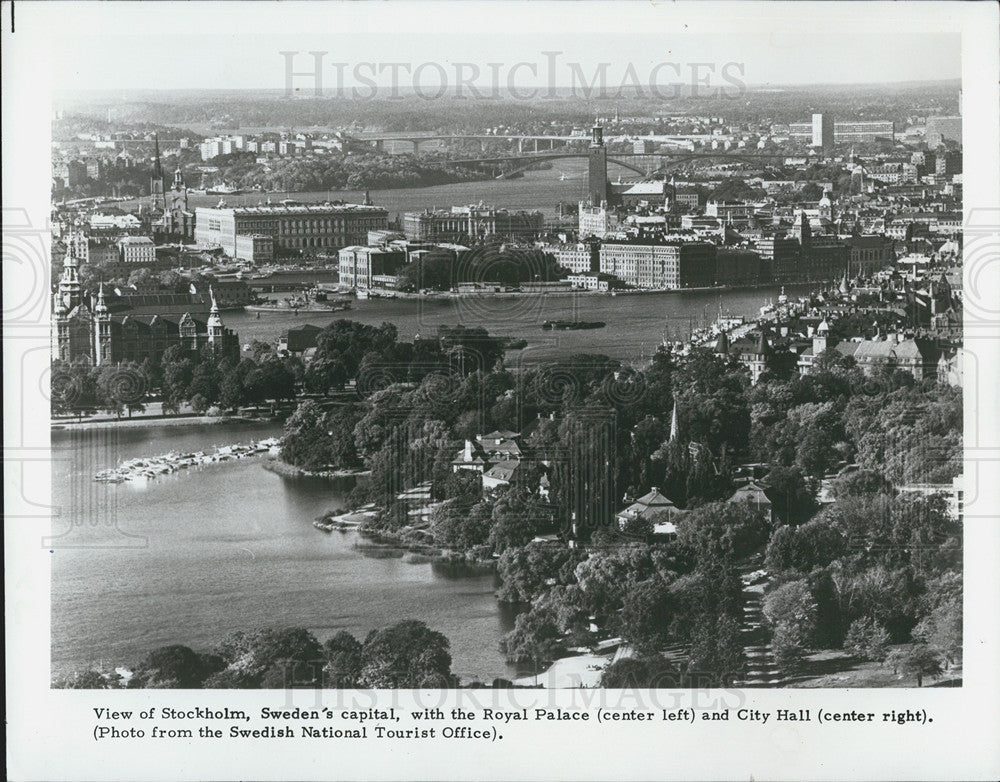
{"left": 541, "top": 320, "right": 606, "bottom": 330}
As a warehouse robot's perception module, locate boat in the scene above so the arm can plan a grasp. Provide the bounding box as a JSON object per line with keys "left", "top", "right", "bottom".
{"left": 541, "top": 320, "right": 606, "bottom": 330}
{"left": 206, "top": 184, "right": 245, "bottom": 196}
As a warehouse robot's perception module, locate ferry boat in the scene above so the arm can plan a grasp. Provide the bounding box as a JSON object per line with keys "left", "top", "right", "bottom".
{"left": 541, "top": 320, "right": 606, "bottom": 331}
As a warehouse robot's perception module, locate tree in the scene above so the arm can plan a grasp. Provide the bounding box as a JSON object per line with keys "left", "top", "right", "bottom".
{"left": 128, "top": 644, "right": 224, "bottom": 688}
{"left": 53, "top": 669, "right": 114, "bottom": 689}
{"left": 305, "top": 357, "right": 349, "bottom": 395}
{"left": 763, "top": 466, "right": 817, "bottom": 525}
{"left": 765, "top": 519, "right": 847, "bottom": 574}
{"left": 431, "top": 497, "right": 493, "bottom": 551}
{"left": 831, "top": 469, "right": 892, "bottom": 499}
{"left": 885, "top": 644, "right": 943, "bottom": 687}
{"left": 671, "top": 352, "right": 750, "bottom": 455}
{"left": 844, "top": 617, "right": 891, "bottom": 662}
{"left": 210, "top": 628, "right": 323, "bottom": 688}
{"left": 360, "top": 621, "right": 454, "bottom": 688}
{"left": 912, "top": 599, "right": 962, "bottom": 668}
{"left": 323, "top": 631, "right": 364, "bottom": 687}
{"left": 763, "top": 579, "right": 818, "bottom": 672}
{"left": 495, "top": 544, "right": 583, "bottom": 603}
{"left": 619, "top": 576, "right": 675, "bottom": 651}
{"left": 676, "top": 500, "right": 772, "bottom": 563}
{"left": 187, "top": 362, "right": 222, "bottom": 408}
{"left": 499, "top": 605, "right": 563, "bottom": 684}
{"left": 95, "top": 362, "right": 148, "bottom": 418}
{"left": 488, "top": 488, "right": 551, "bottom": 554}
{"left": 688, "top": 614, "right": 744, "bottom": 686}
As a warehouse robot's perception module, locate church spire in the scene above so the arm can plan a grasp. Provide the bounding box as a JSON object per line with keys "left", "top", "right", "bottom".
{"left": 58, "top": 247, "right": 82, "bottom": 311}
{"left": 669, "top": 401, "right": 679, "bottom": 442}
{"left": 95, "top": 282, "right": 108, "bottom": 314}
{"left": 150, "top": 133, "right": 165, "bottom": 210}
{"left": 153, "top": 133, "right": 163, "bottom": 178}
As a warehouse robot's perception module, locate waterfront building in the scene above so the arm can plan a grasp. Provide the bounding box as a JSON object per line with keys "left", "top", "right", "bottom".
{"left": 599, "top": 240, "right": 716, "bottom": 289}
{"left": 401, "top": 205, "right": 543, "bottom": 242}
{"left": 796, "top": 320, "right": 937, "bottom": 381}
{"left": 715, "top": 248, "right": 763, "bottom": 286}
{"left": 338, "top": 245, "right": 407, "bottom": 290}
{"left": 71, "top": 235, "right": 120, "bottom": 267}
{"left": 89, "top": 213, "right": 142, "bottom": 232}
{"left": 541, "top": 241, "right": 599, "bottom": 273}
{"left": 195, "top": 202, "right": 388, "bottom": 257}
{"left": 53, "top": 250, "right": 238, "bottom": 365}
{"left": 705, "top": 200, "right": 756, "bottom": 222}
{"left": 588, "top": 124, "right": 609, "bottom": 207}
{"left": 565, "top": 272, "right": 622, "bottom": 291}
{"left": 670, "top": 189, "right": 704, "bottom": 210}
{"left": 235, "top": 233, "right": 274, "bottom": 264}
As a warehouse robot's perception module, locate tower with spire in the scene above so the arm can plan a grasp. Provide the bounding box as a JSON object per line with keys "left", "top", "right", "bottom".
{"left": 150, "top": 133, "right": 165, "bottom": 211}
{"left": 94, "top": 283, "right": 113, "bottom": 365}
{"left": 206, "top": 286, "right": 224, "bottom": 352}
{"left": 747, "top": 327, "right": 773, "bottom": 385}
{"left": 56, "top": 246, "right": 83, "bottom": 313}
{"left": 170, "top": 167, "right": 188, "bottom": 211}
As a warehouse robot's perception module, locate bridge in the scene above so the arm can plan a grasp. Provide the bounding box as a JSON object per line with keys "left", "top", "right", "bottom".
{"left": 440, "top": 150, "right": 791, "bottom": 179}
{"left": 347, "top": 132, "right": 719, "bottom": 155}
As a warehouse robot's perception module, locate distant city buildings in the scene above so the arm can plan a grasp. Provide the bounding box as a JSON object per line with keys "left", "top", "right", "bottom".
{"left": 401, "top": 205, "right": 544, "bottom": 242}
{"left": 925, "top": 115, "right": 962, "bottom": 145}
{"left": 788, "top": 118, "right": 895, "bottom": 145}
{"left": 194, "top": 202, "right": 388, "bottom": 257}
{"left": 811, "top": 113, "right": 834, "bottom": 152}
{"left": 578, "top": 202, "right": 617, "bottom": 239}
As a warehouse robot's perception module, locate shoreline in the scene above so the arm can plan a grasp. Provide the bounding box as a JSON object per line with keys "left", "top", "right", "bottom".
{"left": 261, "top": 457, "right": 370, "bottom": 480}
{"left": 51, "top": 413, "right": 268, "bottom": 431}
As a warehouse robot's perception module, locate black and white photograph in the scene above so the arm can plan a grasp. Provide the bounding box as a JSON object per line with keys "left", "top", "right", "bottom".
{"left": 5, "top": 1, "right": 1000, "bottom": 779}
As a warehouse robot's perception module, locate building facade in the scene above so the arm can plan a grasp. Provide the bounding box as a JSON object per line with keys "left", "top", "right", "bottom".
{"left": 338, "top": 246, "right": 408, "bottom": 290}
{"left": 599, "top": 241, "right": 716, "bottom": 289}
{"left": 53, "top": 252, "right": 238, "bottom": 366}
{"left": 195, "top": 203, "right": 389, "bottom": 257}
{"left": 402, "top": 205, "right": 543, "bottom": 242}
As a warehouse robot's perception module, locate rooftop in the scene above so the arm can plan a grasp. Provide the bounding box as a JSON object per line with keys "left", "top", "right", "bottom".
{"left": 197, "top": 202, "right": 387, "bottom": 216}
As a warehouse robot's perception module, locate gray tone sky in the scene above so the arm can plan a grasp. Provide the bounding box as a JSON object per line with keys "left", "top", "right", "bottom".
{"left": 38, "top": 3, "right": 960, "bottom": 92}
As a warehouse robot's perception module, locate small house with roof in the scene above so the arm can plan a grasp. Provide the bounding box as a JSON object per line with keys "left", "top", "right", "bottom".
{"left": 616, "top": 487, "right": 679, "bottom": 536}
{"left": 727, "top": 479, "right": 774, "bottom": 523}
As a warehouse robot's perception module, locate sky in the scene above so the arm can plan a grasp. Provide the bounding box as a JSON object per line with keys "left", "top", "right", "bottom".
{"left": 29, "top": 2, "right": 962, "bottom": 94}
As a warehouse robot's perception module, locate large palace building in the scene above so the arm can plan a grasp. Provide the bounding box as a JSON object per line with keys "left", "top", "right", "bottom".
{"left": 52, "top": 251, "right": 239, "bottom": 366}
{"left": 194, "top": 202, "right": 389, "bottom": 258}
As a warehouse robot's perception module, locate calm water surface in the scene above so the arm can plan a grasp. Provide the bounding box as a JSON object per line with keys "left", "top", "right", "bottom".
{"left": 51, "top": 421, "right": 521, "bottom": 683}
{"left": 229, "top": 284, "right": 813, "bottom": 364}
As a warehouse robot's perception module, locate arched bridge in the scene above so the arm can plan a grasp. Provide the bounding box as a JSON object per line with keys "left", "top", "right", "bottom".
{"left": 444, "top": 150, "right": 790, "bottom": 179}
